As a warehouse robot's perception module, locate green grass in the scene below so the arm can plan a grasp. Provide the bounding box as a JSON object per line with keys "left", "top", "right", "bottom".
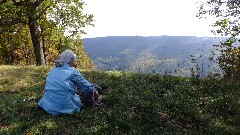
{"left": 0, "top": 65, "right": 240, "bottom": 134}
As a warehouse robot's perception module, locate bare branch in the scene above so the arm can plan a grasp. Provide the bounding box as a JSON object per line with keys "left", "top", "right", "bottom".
{"left": 0, "top": 0, "right": 8, "bottom": 5}
{"left": 12, "top": 0, "right": 24, "bottom": 6}
{"left": 33, "top": 0, "right": 45, "bottom": 8}
{"left": 0, "top": 19, "right": 27, "bottom": 27}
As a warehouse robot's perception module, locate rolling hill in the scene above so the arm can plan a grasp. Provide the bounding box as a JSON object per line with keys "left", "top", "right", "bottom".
{"left": 83, "top": 36, "right": 225, "bottom": 77}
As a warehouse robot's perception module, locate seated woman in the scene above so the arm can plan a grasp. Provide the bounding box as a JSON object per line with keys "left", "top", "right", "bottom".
{"left": 38, "top": 49, "right": 97, "bottom": 115}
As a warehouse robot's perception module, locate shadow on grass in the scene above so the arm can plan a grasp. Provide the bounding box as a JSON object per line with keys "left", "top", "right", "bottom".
{"left": 0, "top": 66, "right": 240, "bottom": 134}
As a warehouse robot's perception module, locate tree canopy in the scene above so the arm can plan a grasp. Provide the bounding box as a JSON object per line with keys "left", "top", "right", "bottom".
{"left": 0, "top": 0, "right": 94, "bottom": 68}
{"left": 198, "top": 0, "right": 240, "bottom": 78}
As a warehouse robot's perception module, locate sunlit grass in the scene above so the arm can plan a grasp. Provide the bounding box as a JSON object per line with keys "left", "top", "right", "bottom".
{"left": 0, "top": 65, "right": 240, "bottom": 134}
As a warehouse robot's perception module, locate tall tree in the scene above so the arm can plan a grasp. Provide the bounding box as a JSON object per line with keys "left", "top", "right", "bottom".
{"left": 0, "top": 0, "right": 94, "bottom": 66}
{"left": 198, "top": 0, "right": 240, "bottom": 78}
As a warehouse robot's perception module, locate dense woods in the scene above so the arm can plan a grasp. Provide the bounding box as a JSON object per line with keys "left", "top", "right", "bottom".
{"left": 0, "top": 0, "right": 94, "bottom": 68}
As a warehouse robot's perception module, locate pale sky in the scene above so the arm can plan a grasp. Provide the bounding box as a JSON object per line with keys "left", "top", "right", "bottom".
{"left": 82, "top": 0, "right": 216, "bottom": 38}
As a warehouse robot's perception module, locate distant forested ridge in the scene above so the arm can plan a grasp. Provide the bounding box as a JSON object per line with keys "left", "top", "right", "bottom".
{"left": 83, "top": 36, "right": 226, "bottom": 77}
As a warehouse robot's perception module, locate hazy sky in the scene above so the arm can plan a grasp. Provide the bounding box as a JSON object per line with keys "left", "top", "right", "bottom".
{"left": 82, "top": 0, "right": 216, "bottom": 38}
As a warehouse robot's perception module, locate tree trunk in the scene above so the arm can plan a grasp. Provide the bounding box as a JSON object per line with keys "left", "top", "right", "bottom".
{"left": 10, "top": 48, "right": 15, "bottom": 64}
{"left": 40, "top": 26, "right": 47, "bottom": 65}
{"left": 28, "top": 18, "right": 46, "bottom": 66}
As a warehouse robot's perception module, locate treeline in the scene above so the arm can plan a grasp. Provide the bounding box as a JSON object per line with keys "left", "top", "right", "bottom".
{"left": 0, "top": 0, "right": 94, "bottom": 68}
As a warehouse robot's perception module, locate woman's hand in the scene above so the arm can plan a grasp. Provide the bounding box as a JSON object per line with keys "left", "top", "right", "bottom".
{"left": 86, "top": 89, "right": 101, "bottom": 107}
{"left": 93, "top": 89, "right": 99, "bottom": 101}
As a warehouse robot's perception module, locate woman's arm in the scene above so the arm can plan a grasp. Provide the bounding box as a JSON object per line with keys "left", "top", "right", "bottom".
{"left": 70, "top": 69, "right": 94, "bottom": 92}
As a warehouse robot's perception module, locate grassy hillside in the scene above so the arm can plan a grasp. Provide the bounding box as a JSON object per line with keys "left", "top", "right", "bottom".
{"left": 0, "top": 65, "right": 240, "bottom": 134}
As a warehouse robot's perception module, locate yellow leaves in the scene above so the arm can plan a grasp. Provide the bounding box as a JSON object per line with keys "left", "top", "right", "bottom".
{"left": 14, "top": 49, "right": 22, "bottom": 56}
{"left": 234, "top": 47, "right": 240, "bottom": 56}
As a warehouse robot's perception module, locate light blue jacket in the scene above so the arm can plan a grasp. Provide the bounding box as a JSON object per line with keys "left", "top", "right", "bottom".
{"left": 38, "top": 64, "right": 93, "bottom": 115}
